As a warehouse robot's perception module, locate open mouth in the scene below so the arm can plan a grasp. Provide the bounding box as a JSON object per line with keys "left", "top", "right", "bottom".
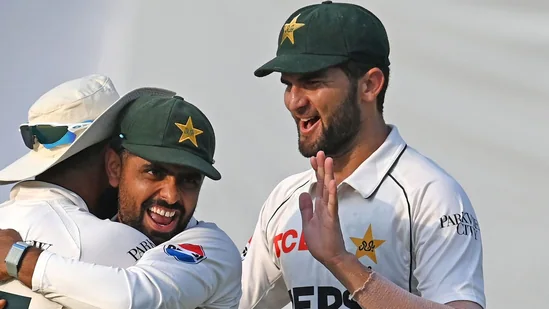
{"left": 145, "top": 205, "right": 180, "bottom": 233}
{"left": 299, "top": 116, "right": 321, "bottom": 134}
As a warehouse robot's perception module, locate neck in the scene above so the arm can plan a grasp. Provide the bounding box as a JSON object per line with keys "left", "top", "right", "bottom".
{"left": 37, "top": 169, "right": 104, "bottom": 215}
{"left": 332, "top": 119, "right": 390, "bottom": 185}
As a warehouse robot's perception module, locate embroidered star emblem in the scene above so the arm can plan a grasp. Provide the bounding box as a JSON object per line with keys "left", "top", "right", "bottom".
{"left": 280, "top": 14, "right": 305, "bottom": 45}
{"left": 175, "top": 117, "right": 203, "bottom": 147}
{"left": 350, "top": 224, "right": 386, "bottom": 264}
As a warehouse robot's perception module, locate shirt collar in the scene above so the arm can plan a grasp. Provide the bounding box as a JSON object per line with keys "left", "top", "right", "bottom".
{"left": 9, "top": 180, "right": 90, "bottom": 212}
{"left": 307, "top": 124, "right": 407, "bottom": 199}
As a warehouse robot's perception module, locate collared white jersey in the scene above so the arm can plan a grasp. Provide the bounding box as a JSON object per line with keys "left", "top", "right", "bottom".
{"left": 31, "top": 218, "right": 243, "bottom": 309}
{"left": 0, "top": 181, "right": 154, "bottom": 309}
{"left": 240, "top": 125, "right": 486, "bottom": 309}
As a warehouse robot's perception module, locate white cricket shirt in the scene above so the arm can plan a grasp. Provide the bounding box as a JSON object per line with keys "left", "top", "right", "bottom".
{"left": 0, "top": 181, "right": 155, "bottom": 309}
{"left": 31, "top": 217, "right": 243, "bottom": 309}
{"left": 240, "top": 125, "right": 486, "bottom": 309}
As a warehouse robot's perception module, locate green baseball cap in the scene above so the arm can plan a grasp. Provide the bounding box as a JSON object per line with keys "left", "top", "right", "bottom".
{"left": 254, "top": 1, "right": 390, "bottom": 77}
{"left": 117, "top": 95, "right": 221, "bottom": 180}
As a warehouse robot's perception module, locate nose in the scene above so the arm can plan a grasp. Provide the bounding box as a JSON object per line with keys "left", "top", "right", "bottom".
{"left": 285, "top": 84, "right": 309, "bottom": 114}
{"left": 157, "top": 176, "right": 180, "bottom": 205}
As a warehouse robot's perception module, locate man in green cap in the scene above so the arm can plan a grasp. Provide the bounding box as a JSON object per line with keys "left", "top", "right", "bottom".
{"left": 0, "top": 94, "right": 242, "bottom": 309}
{"left": 241, "top": 2, "right": 485, "bottom": 309}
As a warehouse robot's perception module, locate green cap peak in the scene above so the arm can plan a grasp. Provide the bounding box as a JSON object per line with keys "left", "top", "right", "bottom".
{"left": 255, "top": 1, "right": 390, "bottom": 77}
{"left": 118, "top": 95, "right": 220, "bottom": 180}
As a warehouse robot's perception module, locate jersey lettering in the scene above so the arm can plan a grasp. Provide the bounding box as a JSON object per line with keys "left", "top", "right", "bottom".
{"left": 127, "top": 239, "right": 155, "bottom": 261}
{"left": 288, "top": 286, "right": 361, "bottom": 309}
{"left": 25, "top": 240, "right": 53, "bottom": 251}
{"left": 273, "top": 229, "right": 308, "bottom": 257}
{"left": 439, "top": 211, "right": 480, "bottom": 240}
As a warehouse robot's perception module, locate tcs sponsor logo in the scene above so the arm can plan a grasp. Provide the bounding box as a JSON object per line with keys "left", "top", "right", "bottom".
{"left": 289, "top": 286, "right": 360, "bottom": 309}
{"left": 273, "top": 229, "right": 308, "bottom": 257}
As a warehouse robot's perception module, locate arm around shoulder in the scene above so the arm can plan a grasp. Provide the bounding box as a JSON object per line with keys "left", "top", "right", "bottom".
{"left": 33, "top": 222, "right": 242, "bottom": 309}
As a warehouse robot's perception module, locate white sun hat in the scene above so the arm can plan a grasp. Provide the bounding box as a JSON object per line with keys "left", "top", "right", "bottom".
{"left": 0, "top": 74, "right": 175, "bottom": 184}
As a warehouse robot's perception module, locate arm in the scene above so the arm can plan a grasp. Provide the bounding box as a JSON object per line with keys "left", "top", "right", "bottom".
{"left": 239, "top": 201, "right": 291, "bottom": 309}
{"left": 298, "top": 152, "right": 485, "bottom": 309}
{"left": 1, "top": 225, "right": 241, "bottom": 309}
{"left": 324, "top": 252, "right": 482, "bottom": 309}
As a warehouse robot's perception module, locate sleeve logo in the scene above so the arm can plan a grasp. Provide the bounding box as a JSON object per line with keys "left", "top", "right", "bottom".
{"left": 439, "top": 211, "right": 480, "bottom": 240}
{"left": 164, "top": 243, "right": 207, "bottom": 264}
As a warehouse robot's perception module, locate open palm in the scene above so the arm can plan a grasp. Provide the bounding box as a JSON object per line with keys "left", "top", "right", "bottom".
{"left": 299, "top": 151, "right": 348, "bottom": 267}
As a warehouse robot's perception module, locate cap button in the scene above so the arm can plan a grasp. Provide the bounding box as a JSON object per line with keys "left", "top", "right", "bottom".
{"left": 173, "top": 95, "right": 184, "bottom": 100}
{"left": 322, "top": 0, "right": 332, "bottom": 3}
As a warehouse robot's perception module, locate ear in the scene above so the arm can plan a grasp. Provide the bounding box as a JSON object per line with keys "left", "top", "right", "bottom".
{"left": 105, "top": 147, "right": 122, "bottom": 188}
{"left": 358, "top": 67, "right": 385, "bottom": 106}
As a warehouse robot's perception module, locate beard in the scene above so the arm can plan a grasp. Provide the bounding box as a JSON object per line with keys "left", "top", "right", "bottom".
{"left": 116, "top": 175, "right": 193, "bottom": 245}
{"left": 297, "top": 82, "right": 361, "bottom": 158}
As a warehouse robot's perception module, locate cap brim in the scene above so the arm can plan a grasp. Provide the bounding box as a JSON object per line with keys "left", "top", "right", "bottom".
{"left": 0, "top": 87, "right": 176, "bottom": 184}
{"left": 122, "top": 143, "right": 221, "bottom": 181}
{"left": 254, "top": 54, "right": 349, "bottom": 77}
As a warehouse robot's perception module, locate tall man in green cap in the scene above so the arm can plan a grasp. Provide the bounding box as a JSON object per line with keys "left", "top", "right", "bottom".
{"left": 241, "top": 2, "right": 485, "bottom": 309}
{"left": 0, "top": 95, "right": 242, "bottom": 309}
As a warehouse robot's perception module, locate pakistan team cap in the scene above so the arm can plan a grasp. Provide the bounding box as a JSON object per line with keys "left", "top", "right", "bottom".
{"left": 118, "top": 95, "right": 221, "bottom": 180}
{"left": 254, "top": 1, "right": 391, "bottom": 77}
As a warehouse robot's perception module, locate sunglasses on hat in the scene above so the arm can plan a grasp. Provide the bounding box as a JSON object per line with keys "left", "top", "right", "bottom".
{"left": 19, "top": 120, "right": 92, "bottom": 150}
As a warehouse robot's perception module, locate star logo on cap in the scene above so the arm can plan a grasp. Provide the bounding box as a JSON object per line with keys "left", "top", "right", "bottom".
{"left": 175, "top": 117, "right": 203, "bottom": 147}
{"left": 350, "top": 224, "right": 386, "bottom": 264}
{"left": 280, "top": 14, "right": 305, "bottom": 45}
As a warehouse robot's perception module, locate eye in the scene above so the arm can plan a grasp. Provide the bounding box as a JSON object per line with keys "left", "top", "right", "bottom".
{"left": 145, "top": 167, "right": 167, "bottom": 179}
{"left": 179, "top": 176, "right": 203, "bottom": 190}
{"left": 304, "top": 79, "right": 322, "bottom": 89}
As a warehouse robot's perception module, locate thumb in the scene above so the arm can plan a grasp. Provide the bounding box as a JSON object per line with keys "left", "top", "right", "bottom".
{"left": 0, "top": 299, "right": 7, "bottom": 309}
{"left": 298, "top": 192, "right": 314, "bottom": 226}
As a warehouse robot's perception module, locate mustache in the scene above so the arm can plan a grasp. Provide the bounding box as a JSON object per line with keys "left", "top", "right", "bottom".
{"left": 142, "top": 198, "right": 184, "bottom": 212}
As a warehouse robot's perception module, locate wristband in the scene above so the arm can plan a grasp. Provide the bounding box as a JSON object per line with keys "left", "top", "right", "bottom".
{"left": 4, "top": 241, "right": 32, "bottom": 279}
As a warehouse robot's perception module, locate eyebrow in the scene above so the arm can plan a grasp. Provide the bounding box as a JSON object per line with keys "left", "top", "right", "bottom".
{"left": 280, "top": 70, "right": 329, "bottom": 85}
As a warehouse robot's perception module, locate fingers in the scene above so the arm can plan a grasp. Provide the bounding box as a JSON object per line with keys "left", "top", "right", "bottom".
{"left": 327, "top": 178, "right": 339, "bottom": 217}
{"left": 323, "top": 157, "right": 334, "bottom": 204}
{"left": 298, "top": 192, "right": 314, "bottom": 227}
{"left": 313, "top": 152, "right": 326, "bottom": 202}
{"left": 0, "top": 299, "right": 6, "bottom": 309}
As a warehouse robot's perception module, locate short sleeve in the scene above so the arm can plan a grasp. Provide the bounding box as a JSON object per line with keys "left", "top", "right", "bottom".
{"left": 412, "top": 179, "right": 486, "bottom": 308}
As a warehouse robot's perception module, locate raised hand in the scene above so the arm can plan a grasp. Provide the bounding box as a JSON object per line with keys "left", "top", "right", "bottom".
{"left": 298, "top": 151, "right": 349, "bottom": 267}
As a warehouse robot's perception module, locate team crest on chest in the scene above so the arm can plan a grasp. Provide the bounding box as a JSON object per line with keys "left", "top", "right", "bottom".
{"left": 350, "top": 224, "right": 386, "bottom": 264}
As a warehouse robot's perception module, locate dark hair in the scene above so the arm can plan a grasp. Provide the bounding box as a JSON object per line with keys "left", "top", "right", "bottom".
{"left": 36, "top": 138, "right": 110, "bottom": 180}
{"left": 338, "top": 60, "right": 390, "bottom": 114}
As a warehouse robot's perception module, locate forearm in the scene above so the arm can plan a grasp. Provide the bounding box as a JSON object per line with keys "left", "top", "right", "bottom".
{"left": 326, "top": 253, "right": 458, "bottom": 309}
{"left": 31, "top": 251, "right": 133, "bottom": 308}
{"left": 17, "top": 247, "right": 41, "bottom": 289}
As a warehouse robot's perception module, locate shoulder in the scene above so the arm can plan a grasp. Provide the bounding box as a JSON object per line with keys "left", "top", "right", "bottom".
{"left": 145, "top": 221, "right": 241, "bottom": 268}
{"left": 392, "top": 145, "right": 475, "bottom": 216}
{"left": 393, "top": 146, "right": 469, "bottom": 197}
{"left": 260, "top": 169, "right": 313, "bottom": 219}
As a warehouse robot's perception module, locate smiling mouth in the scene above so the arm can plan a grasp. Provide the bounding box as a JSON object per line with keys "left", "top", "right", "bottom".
{"left": 145, "top": 205, "right": 179, "bottom": 233}
{"left": 299, "top": 116, "right": 321, "bottom": 134}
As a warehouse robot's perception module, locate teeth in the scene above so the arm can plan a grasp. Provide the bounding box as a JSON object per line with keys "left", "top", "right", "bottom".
{"left": 149, "top": 206, "right": 176, "bottom": 218}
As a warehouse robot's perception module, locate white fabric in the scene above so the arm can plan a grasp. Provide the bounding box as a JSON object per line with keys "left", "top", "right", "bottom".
{"left": 240, "top": 125, "right": 485, "bottom": 309}
{"left": 0, "top": 180, "right": 155, "bottom": 309}
{"left": 32, "top": 218, "right": 243, "bottom": 309}
{"left": 0, "top": 74, "right": 175, "bottom": 184}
